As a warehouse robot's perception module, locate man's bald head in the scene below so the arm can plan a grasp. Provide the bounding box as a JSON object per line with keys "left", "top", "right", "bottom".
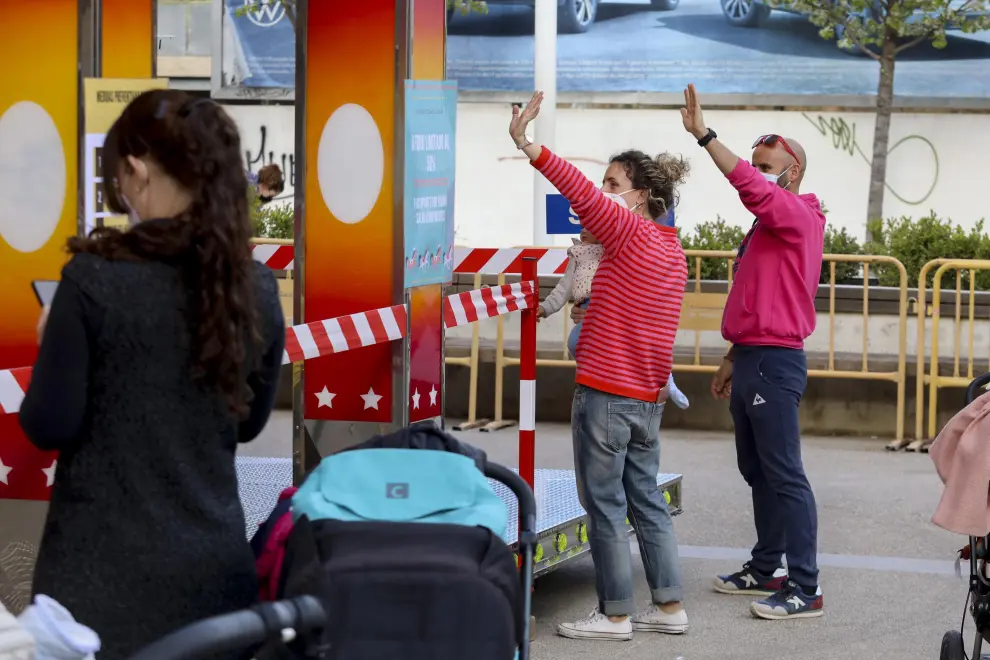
{"left": 751, "top": 135, "right": 807, "bottom": 193}
{"left": 785, "top": 137, "right": 807, "bottom": 183}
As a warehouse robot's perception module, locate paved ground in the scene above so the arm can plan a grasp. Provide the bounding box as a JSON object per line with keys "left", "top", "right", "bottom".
{"left": 446, "top": 2, "right": 990, "bottom": 96}
{"left": 248, "top": 411, "right": 973, "bottom": 660}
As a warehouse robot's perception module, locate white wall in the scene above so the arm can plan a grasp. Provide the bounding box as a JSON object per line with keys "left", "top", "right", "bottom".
{"left": 224, "top": 104, "right": 296, "bottom": 204}
{"left": 223, "top": 102, "right": 990, "bottom": 245}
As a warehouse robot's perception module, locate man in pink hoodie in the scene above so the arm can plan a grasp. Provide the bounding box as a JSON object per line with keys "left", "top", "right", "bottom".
{"left": 681, "top": 85, "right": 826, "bottom": 621}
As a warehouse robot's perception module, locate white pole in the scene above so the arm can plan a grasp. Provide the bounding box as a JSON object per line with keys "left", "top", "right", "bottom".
{"left": 532, "top": 0, "right": 557, "bottom": 246}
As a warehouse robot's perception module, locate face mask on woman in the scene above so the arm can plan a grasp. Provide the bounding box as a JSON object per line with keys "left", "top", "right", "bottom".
{"left": 602, "top": 188, "right": 643, "bottom": 213}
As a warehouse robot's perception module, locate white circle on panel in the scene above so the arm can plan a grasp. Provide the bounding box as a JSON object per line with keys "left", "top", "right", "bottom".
{"left": 317, "top": 103, "right": 384, "bottom": 225}
{"left": 0, "top": 101, "right": 66, "bottom": 253}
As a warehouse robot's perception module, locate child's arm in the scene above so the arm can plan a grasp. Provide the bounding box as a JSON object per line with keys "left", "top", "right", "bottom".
{"left": 540, "top": 259, "right": 575, "bottom": 317}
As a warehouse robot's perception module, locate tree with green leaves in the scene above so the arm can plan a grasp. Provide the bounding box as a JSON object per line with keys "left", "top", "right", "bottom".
{"left": 769, "top": 0, "right": 990, "bottom": 231}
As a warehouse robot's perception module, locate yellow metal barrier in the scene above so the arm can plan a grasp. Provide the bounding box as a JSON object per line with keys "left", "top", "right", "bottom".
{"left": 482, "top": 250, "right": 909, "bottom": 442}
{"left": 919, "top": 260, "right": 990, "bottom": 444}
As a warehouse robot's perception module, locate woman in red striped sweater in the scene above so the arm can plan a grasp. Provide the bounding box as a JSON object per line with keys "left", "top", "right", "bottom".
{"left": 510, "top": 92, "right": 690, "bottom": 642}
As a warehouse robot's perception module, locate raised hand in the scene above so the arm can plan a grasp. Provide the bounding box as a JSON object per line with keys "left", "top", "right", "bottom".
{"left": 510, "top": 91, "right": 543, "bottom": 146}
{"left": 680, "top": 84, "right": 707, "bottom": 141}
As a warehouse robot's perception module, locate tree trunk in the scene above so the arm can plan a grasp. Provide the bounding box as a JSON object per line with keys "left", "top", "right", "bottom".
{"left": 866, "top": 36, "right": 896, "bottom": 240}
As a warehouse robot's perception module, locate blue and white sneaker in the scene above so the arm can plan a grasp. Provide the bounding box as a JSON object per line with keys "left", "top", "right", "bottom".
{"left": 750, "top": 580, "right": 824, "bottom": 620}
{"left": 713, "top": 563, "right": 788, "bottom": 596}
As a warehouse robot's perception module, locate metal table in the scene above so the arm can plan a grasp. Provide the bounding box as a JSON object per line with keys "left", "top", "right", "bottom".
{"left": 235, "top": 457, "right": 682, "bottom": 577}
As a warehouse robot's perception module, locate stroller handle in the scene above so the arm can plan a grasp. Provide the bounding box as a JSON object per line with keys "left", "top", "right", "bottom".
{"left": 485, "top": 461, "right": 538, "bottom": 534}
{"left": 125, "top": 596, "right": 326, "bottom": 660}
{"left": 967, "top": 373, "right": 990, "bottom": 405}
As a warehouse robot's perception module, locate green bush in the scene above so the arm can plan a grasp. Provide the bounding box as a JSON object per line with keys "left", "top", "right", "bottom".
{"left": 866, "top": 212, "right": 990, "bottom": 289}
{"left": 679, "top": 216, "right": 745, "bottom": 281}
{"left": 250, "top": 191, "right": 294, "bottom": 240}
{"left": 821, "top": 225, "right": 861, "bottom": 284}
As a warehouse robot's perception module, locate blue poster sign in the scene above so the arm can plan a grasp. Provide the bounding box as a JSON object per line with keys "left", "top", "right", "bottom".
{"left": 403, "top": 80, "right": 458, "bottom": 289}
{"left": 546, "top": 194, "right": 580, "bottom": 235}
{"left": 225, "top": 0, "right": 295, "bottom": 89}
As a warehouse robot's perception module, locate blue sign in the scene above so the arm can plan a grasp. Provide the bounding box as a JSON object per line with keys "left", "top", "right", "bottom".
{"left": 403, "top": 80, "right": 458, "bottom": 289}
{"left": 546, "top": 194, "right": 581, "bottom": 235}
{"left": 225, "top": 0, "right": 295, "bottom": 89}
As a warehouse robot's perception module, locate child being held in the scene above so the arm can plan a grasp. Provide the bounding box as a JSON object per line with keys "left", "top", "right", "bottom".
{"left": 537, "top": 228, "right": 690, "bottom": 409}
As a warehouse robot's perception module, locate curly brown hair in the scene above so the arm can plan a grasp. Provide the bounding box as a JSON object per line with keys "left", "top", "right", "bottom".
{"left": 609, "top": 150, "right": 691, "bottom": 221}
{"left": 67, "top": 89, "right": 259, "bottom": 417}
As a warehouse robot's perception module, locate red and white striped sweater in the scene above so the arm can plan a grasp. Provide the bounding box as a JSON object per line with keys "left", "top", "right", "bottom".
{"left": 532, "top": 147, "right": 687, "bottom": 402}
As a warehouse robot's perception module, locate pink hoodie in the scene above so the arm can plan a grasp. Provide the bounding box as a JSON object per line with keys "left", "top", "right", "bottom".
{"left": 721, "top": 159, "right": 826, "bottom": 349}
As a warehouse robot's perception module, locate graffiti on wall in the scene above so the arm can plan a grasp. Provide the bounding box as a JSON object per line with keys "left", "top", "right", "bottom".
{"left": 801, "top": 113, "right": 939, "bottom": 206}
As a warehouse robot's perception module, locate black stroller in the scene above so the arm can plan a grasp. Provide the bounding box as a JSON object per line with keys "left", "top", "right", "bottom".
{"left": 125, "top": 457, "right": 538, "bottom": 660}
{"left": 940, "top": 372, "right": 990, "bottom": 660}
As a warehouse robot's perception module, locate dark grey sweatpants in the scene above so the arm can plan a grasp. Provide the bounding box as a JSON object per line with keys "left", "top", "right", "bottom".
{"left": 729, "top": 344, "right": 820, "bottom": 590}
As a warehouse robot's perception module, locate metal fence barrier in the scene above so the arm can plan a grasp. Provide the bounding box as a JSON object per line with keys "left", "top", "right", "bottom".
{"left": 916, "top": 259, "right": 990, "bottom": 446}
{"left": 480, "top": 250, "right": 909, "bottom": 442}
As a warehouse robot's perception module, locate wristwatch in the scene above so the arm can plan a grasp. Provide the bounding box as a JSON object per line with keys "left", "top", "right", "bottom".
{"left": 516, "top": 134, "right": 534, "bottom": 150}
{"left": 697, "top": 128, "right": 717, "bottom": 147}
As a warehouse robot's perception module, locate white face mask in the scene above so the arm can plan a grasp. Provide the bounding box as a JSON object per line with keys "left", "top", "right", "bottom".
{"left": 762, "top": 165, "right": 793, "bottom": 189}
{"left": 602, "top": 189, "right": 643, "bottom": 213}
{"left": 121, "top": 193, "right": 141, "bottom": 227}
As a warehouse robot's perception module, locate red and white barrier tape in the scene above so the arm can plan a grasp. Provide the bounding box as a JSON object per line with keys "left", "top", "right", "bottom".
{"left": 0, "top": 282, "right": 537, "bottom": 415}
{"left": 251, "top": 243, "right": 295, "bottom": 271}
{"left": 283, "top": 304, "right": 407, "bottom": 365}
{"left": 443, "top": 281, "right": 535, "bottom": 329}
{"left": 454, "top": 247, "right": 568, "bottom": 276}
{"left": 251, "top": 244, "right": 572, "bottom": 278}
{"left": 0, "top": 367, "right": 31, "bottom": 416}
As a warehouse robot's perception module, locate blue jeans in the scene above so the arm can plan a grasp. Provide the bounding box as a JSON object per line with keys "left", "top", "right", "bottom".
{"left": 571, "top": 385, "right": 684, "bottom": 616}
{"left": 567, "top": 299, "right": 590, "bottom": 358}
{"left": 729, "top": 345, "right": 819, "bottom": 590}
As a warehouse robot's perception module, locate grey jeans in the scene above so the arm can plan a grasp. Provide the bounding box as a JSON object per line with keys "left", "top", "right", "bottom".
{"left": 571, "top": 384, "right": 684, "bottom": 616}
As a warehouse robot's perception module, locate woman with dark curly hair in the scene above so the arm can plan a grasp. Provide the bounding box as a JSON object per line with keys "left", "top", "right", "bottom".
{"left": 18, "top": 89, "right": 285, "bottom": 659}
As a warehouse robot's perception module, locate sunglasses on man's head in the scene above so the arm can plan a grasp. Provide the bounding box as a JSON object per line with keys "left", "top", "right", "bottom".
{"left": 752, "top": 134, "right": 799, "bottom": 165}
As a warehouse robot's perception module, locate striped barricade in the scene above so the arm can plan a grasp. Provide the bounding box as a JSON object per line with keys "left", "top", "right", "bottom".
{"left": 0, "top": 282, "right": 537, "bottom": 501}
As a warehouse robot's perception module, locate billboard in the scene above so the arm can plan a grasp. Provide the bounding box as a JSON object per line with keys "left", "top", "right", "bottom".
{"left": 214, "top": 1, "right": 990, "bottom": 99}
{"left": 448, "top": 2, "right": 990, "bottom": 97}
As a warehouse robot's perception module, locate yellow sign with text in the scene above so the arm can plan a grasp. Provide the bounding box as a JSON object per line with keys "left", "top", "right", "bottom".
{"left": 83, "top": 78, "right": 168, "bottom": 234}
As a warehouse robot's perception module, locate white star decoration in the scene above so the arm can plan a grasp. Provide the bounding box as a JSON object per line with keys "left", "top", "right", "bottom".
{"left": 0, "top": 456, "right": 11, "bottom": 485}
{"left": 411, "top": 388, "right": 421, "bottom": 410}
{"left": 315, "top": 386, "right": 336, "bottom": 409}
{"left": 428, "top": 385, "right": 438, "bottom": 407}
{"left": 361, "top": 387, "right": 383, "bottom": 410}
{"left": 42, "top": 460, "right": 57, "bottom": 487}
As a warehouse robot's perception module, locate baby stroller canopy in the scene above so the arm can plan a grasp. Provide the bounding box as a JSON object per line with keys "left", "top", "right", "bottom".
{"left": 292, "top": 448, "right": 509, "bottom": 539}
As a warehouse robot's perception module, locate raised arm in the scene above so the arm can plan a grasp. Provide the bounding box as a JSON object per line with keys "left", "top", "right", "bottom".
{"left": 510, "top": 92, "right": 642, "bottom": 255}
{"left": 680, "top": 84, "right": 812, "bottom": 237}
{"left": 724, "top": 159, "right": 817, "bottom": 236}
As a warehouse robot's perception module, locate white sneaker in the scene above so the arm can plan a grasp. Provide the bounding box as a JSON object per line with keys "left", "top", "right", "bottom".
{"left": 631, "top": 604, "right": 689, "bottom": 634}
{"left": 557, "top": 609, "right": 633, "bottom": 641}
